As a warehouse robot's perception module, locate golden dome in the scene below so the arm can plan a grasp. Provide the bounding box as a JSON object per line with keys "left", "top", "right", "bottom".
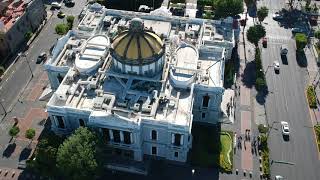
{"left": 111, "top": 19, "right": 164, "bottom": 64}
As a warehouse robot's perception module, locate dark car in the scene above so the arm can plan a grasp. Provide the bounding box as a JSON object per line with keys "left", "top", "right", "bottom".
{"left": 65, "top": 0, "right": 75, "bottom": 7}
{"left": 36, "top": 52, "right": 47, "bottom": 64}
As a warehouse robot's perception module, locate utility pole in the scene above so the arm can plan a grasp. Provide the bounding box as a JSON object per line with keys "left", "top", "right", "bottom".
{"left": 19, "top": 53, "right": 33, "bottom": 78}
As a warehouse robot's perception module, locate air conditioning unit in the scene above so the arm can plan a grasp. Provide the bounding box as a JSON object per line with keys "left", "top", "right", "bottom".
{"left": 142, "top": 105, "right": 152, "bottom": 113}
{"left": 130, "top": 103, "right": 140, "bottom": 111}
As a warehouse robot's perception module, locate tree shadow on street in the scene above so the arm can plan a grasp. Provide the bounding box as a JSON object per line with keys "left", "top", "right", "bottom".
{"left": 296, "top": 51, "right": 308, "bottom": 67}
{"left": 2, "top": 143, "right": 16, "bottom": 158}
{"left": 256, "top": 87, "right": 269, "bottom": 105}
{"left": 241, "top": 61, "right": 256, "bottom": 88}
{"left": 19, "top": 147, "right": 32, "bottom": 162}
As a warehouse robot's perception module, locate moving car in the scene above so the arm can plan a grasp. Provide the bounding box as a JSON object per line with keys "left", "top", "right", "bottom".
{"left": 280, "top": 45, "right": 288, "bottom": 56}
{"left": 274, "top": 61, "right": 280, "bottom": 72}
{"left": 275, "top": 175, "right": 284, "bottom": 180}
{"left": 36, "top": 52, "right": 47, "bottom": 64}
{"left": 51, "top": 2, "right": 61, "bottom": 9}
{"left": 281, "top": 121, "right": 290, "bottom": 136}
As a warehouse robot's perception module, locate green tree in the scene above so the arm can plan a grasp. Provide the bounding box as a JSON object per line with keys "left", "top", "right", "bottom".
{"left": 27, "top": 132, "right": 64, "bottom": 178}
{"left": 24, "top": 31, "right": 33, "bottom": 41}
{"left": 55, "top": 24, "right": 69, "bottom": 35}
{"left": 315, "top": 30, "right": 320, "bottom": 39}
{"left": 247, "top": 24, "right": 266, "bottom": 47}
{"left": 66, "top": 16, "right": 75, "bottom": 30}
{"left": 56, "top": 127, "right": 98, "bottom": 180}
{"left": 9, "top": 126, "right": 20, "bottom": 142}
{"left": 257, "top": 6, "right": 269, "bottom": 23}
{"left": 215, "top": 0, "right": 243, "bottom": 18}
{"left": 295, "top": 33, "right": 307, "bottom": 52}
{"left": 25, "top": 128, "right": 36, "bottom": 140}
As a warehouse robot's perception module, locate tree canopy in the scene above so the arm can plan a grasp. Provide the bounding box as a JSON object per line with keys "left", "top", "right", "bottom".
{"left": 295, "top": 33, "right": 307, "bottom": 52}
{"left": 247, "top": 25, "right": 266, "bottom": 46}
{"left": 9, "top": 126, "right": 20, "bottom": 138}
{"left": 25, "top": 128, "right": 36, "bottom": 140}
{"left": 215, "top": 0, "right": 243, "bottom": 18}
{"left": 257, "top": 6, "right": 269, "bottom": 22}
{"left": 56, "top": 127, "right": 98, "bottom": 180}
{"left": 315, "top": 30, "right": 320, "bottom": 39}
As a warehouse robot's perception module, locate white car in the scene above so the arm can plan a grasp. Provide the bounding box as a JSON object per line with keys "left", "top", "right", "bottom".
{"left": 51, "top": 2, "right": 62, "bottom": 8}
{"left": 274, "top": 61, "right": 280, "bottom": 71}
{"left": 281, "top": 121, "right": 290, "bottom": 136}
{"left": 275, "top": 175, "right": 284, "bottom": 180}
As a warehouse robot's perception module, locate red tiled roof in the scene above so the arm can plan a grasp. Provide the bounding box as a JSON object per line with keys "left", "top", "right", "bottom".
{"left": 0, "top": 0, "right": 26, "bottom": 32}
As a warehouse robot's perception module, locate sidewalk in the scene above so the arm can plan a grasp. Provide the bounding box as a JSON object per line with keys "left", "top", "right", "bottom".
{"left": 0, "top": 67, "right": 48, "bottom": 171}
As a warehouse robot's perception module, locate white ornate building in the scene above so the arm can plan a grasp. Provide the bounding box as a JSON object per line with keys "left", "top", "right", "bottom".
{"left": 44, "top": 3, "right": 236, "bottom": 173}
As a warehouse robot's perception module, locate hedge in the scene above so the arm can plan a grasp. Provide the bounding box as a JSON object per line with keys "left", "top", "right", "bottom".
{"left": 314, "top": 125, "right": 320, "bottom": 151}
{"left": 307, "top": 85, "right": 317, "bottom": 108}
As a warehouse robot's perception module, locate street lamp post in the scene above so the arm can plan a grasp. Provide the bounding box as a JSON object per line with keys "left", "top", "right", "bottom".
{"left": 19, "top": 53, "right": 33, "bottom": 78}
{"left": 0, "top": 99, "right": 6, "bottom": 116}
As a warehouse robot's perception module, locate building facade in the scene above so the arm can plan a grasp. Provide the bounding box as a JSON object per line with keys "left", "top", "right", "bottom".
{"left": 0, "top": 0, "right": 46, "bottom": 64}
{"left": 45, "top": 3, "right": 236, "bottom": 172}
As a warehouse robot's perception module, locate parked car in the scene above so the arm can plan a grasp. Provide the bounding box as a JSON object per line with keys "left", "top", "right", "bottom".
{"left": 291, "top": 27, "right": 304, "bottom": 34}
{"left": 51, "top": 2, "right": 61, "bottom": 9}
{"left": 57, "top": 11, "right": 66, "bottom": 18}
{"left": 64, "top": 0, "right": 75, "bottom": 7}
{"left": 36, "top": 52, "right": 47, "bottom": 64}
{"left": 281, "top": 121, "right": 290, "bottom": 136}
{"left": 275, "top": 175, "right": 284, "bottom": 180}
{"left": 280, "top": 45, "right": 288, "bottom": 56}
{"left": 274, "top": 61, "right": 280, "bottom": 72}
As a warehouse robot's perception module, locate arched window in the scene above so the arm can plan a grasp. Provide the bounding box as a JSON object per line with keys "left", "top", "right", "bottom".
{"left": 202, "top": 95, "right": 210, "bottom": 108}
{"left": 79, "top": 119, "right": 85, "bottom": 127}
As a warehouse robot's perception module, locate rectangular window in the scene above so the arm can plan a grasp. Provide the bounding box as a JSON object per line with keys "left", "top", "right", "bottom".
{"left": 202, "top": 112, "right": 206, "bottom": 119}
{"left": 103, "top": 128, "right": 110, "bottom": 142}
{"left": 123, "top": 131, "right": 131, "bottom": 144}
{"left": 113, "top": 130, "right": 121, "bottom": 143}
{"left": 174, "top": 134, "right": 181, "bottom": 146}
{"left": 151, "top": 146, "right": 157, "bottom": 155}
{"left": 56, "top": 116, "right": 65, "bottom": 129}
{"left": 151, "top": 130, "right": 157, "bottom": 140}
{"left": 174, "top": 151, "right": 179, "bottom": 158}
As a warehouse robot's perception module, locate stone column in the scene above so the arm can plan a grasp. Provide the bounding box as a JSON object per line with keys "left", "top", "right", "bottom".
{"left": 120, "top": 131, "right": 124, "bottom": 143}
{"left": 109, "top": 129, "right": 114, "bottom": 141}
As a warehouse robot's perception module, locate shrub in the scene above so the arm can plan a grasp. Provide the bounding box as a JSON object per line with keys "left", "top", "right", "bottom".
{"left": 295, "top": 33, "right": 307, "bottom": 52}
{"left": 24, "top": 31, "right": 33, "bottom": 41}
{"left": 258, "top": 124, "right": 268, "bottom": 134}
{"left": 66, "top": 16, "right": 75, "bottom": 30}
{"left": 55, "top": 24, "right": 69, "bottom": 35}
{"left": 314, "top": 125, "right": 320, "bottom": 151}
{"left": 25, "top": 128, "right": 36, "bottom": 140}
{"left": 261, "top": 150, "right": 270, "bottom": 178}
{"left": 315, "top": 30, "right": 320, "bottom": 39}
{"left": 307, "top": 86, "right": 317, "bottom": 108}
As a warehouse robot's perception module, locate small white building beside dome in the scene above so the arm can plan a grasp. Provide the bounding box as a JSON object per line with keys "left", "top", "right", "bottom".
{"left": 44, "top": 4, "right": 236, "bottom": 174}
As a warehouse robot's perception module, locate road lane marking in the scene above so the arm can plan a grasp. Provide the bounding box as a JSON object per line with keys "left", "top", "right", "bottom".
{"left": 305, "top": 89, "right": 320, "bottom": 160}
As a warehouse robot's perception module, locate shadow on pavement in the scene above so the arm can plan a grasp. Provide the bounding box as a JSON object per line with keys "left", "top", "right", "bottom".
{"left": 241, "top": 61, "right": 256, "bottom": 88}
{"left": 256, "top": 87, "right": 269, "bottom": 105}
{"left": 19, "top": 147, "right": 32, "bottom": 162}
{"left": 2, "top": 143, "right": 16, "bottom": 158}
{"left": 296, "top": 51, "right": 308, "bottom": 67}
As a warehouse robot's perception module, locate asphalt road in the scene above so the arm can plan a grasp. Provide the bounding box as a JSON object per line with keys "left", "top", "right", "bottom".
{"left": 0, "top": 0, "right": 87, "bottom": 116}
{"left": 259, "top": 0, "right": 320, "bottom": 179}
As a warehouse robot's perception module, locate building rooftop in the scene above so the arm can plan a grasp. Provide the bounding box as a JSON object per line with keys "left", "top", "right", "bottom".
{"left": 0, "top": 0, "right": 27, "bottom": 32}
{"left": 46, "top": 5, "right": 236, "bottom": 129}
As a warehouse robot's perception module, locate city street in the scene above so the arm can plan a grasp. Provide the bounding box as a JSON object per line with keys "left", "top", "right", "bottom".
{"left": 258, "top": 0, "right": 320, "bottom": 179}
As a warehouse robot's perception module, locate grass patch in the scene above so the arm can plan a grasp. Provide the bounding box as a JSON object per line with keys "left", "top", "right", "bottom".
{"left": 307, "top": 85, "right": 317, "bottom": 108}
{"left": 190, "top": 124, "right": 233, "bottom": 172}
{"left": 314, "top": 125, "right": 320, "bottom": 151}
